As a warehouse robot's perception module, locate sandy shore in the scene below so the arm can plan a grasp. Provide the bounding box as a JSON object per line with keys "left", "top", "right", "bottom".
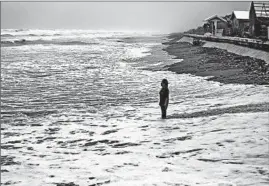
{"left": 163, "top": 35, "right": 269, "bottom": 85}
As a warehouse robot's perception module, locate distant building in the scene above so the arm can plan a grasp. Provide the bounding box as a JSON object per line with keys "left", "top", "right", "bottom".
{"left": 249, "top": 1, "right": 269, "bottom": 39}
{"left": 223, "top": 14, "right": 233, "bottom": 36}
{"left": 230, "top": 11, "right": 250, "bottom": 37}
{"left": 204, "top": 15, "right": 228, "bottom": 36}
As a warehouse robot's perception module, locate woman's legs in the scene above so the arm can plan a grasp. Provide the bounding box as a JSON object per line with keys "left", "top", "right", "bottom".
{"left": 161, "top": 106, "right": 166, "bottom": 119}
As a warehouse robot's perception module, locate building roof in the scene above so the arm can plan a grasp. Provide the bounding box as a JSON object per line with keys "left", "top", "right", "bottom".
{"left": 223, "top": 14, "right": 232, "bottom": 21}
{"left": 204, "top": 15, "right": 227, "bottom": 22}
{"left": 232, "top": 11, "right": 249, "bottom": 20}
{"left": 252, "top": 1, "right": 269, "bottom": 18}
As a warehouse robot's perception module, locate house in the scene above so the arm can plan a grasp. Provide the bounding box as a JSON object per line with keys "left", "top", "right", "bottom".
{"left": 230, "top": 11, "right": 250, "bottom": 37}
{"left": 249, "top": 1, "right": 269, "bottom": 39}
{"left": 204, "top": 15, "right": 228, "bottom": 36}
{"left": 223, "top": 14, "right": 233, "bottom": 36}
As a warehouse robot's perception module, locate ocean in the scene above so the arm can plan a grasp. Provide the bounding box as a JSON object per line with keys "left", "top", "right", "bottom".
{"left": 1, "top": 29, "right": 269, "bottom": 186}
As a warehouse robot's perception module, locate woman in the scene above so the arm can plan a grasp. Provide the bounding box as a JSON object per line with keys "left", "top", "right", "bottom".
{"left": 159, "top": 79, "right": 169, "bottom": 119}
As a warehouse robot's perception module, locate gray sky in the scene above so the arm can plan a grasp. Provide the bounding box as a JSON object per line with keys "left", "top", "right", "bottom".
{"left": 1, "top": 1, "right": 250, "bottom": 33}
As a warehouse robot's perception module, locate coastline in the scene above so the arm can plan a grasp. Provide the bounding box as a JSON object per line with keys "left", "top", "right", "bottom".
{"left": 162, "top": 34, "right": 269, "bottom": 85}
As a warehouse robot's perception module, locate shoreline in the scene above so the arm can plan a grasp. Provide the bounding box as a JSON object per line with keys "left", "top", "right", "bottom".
{"left": 162, "top": 35, "right": 269, "bottom": 85}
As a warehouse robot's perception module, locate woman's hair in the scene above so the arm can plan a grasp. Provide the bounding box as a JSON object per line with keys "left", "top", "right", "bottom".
{"left": 162, "top": 79, "right": 168, "bottom": 85}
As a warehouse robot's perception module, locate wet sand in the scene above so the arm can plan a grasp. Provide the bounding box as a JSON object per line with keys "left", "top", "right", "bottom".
{"left": 163, "top": 37, "right": 269, "bottom": 85}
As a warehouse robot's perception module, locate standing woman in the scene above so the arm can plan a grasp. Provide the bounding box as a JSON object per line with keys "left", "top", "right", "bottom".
{"left": 159, "top": 79, "right": 169, "bottom": 119}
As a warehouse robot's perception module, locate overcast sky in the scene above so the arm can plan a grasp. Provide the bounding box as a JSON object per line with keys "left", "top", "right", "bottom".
{"left": 1, "top": 1, "right": 250, "bottom": 33}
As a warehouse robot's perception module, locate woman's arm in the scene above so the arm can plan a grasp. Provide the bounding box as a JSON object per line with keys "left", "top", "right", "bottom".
{"left": 164, "top": 98, "right": 168, "bottom": 109}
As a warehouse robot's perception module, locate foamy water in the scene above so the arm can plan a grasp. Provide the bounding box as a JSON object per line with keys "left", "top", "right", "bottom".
{"left": 1, "top": 29, "right": 269, "bottom": 186}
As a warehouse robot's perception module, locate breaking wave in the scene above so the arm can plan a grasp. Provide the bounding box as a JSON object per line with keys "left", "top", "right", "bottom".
{"left": 1, "top": 34, "right": 15, "bottom": 37}
{"left": 1, "top": 39, "right": 98, "bottom": 46}
{"left": 1, "top": 33, "right": 62, "bottom": 37}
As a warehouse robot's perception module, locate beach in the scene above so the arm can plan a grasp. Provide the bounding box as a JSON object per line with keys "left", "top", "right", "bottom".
{"left": 1, "top": 29, "right": 269, "bottom": 186}
{"left": 163, "top": 35, "right": 269, "bottom": 85}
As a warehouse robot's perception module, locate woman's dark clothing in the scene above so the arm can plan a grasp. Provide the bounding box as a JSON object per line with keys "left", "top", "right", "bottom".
{"left": 159, "top": 88, "right": 169, "bottom": 105}
{"left": 159, "top": 87, "right": 169, "bottom": 118}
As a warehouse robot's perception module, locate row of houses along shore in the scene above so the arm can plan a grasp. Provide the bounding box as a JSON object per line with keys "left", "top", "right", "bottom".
{"left": 203, "top": 1, "right": 269, "bottom": 40}
{"left": 185, "top": 1, "right": 269, "bottom": 45}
